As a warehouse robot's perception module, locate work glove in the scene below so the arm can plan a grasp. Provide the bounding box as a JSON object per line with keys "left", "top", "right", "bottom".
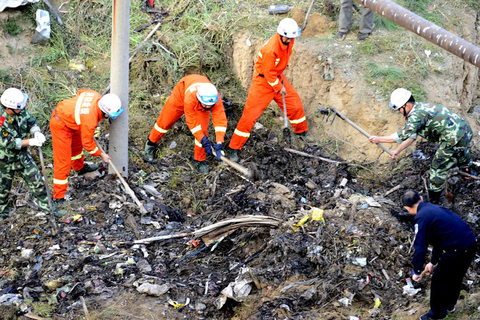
{"left": 34, "top": 131, "right": 46, "bottom": 145}
{"left": 200, "top": 136, "right": 213, "bottom": 156}
{"left": 213, "top": 143, "right": 224, "bottom": 161}
{"left": 28, "top": 136, "right": 44, "bottom": 147}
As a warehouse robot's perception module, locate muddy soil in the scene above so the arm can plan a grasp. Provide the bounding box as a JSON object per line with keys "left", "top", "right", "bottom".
{"left": 1, "top": 128, "right": 479, "bottom": 320}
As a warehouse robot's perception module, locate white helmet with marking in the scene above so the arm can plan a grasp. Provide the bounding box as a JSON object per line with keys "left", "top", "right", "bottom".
{"left": 1, "top": 88, "right": 28, "bottom": 109}
{"left": 277, "top": 18, "right": 301, "bottom": 39}
{"left": 98, "top": 93, "right": 124, "bottom": 119}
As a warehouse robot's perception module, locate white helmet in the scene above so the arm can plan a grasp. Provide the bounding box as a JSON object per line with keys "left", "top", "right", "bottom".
{"left": 277, "top": 18, "right": 301, "bottom": 39}
{"left": 1, "top": 88, "right": 28, "bottom": 109}
{"left": 98, "top": 93, "right": 124, "bottom": 119}
{"left": 196, "top": 83, "right": 219, "bottom": 106}
{"left": 389, "top": 88, "right": 412, "bottom": 110}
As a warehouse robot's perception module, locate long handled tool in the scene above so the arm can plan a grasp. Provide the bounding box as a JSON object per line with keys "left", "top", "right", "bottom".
{"left": 94, "top": 140, "right": 148, "bottom": 216}
{"left": 38, "top": 147, "right": 58, "bottom": 236}
{"left": 302, "top": 0, "right": 316, "bottom": 30}
{"left": 320, "top": 107, "right": 393, "bottom": 156}
{"left": 281, "top": 79, "right": 291, "bottom": 145}
{"left": 211, "top": 147, "right": 260, "bottom": 181}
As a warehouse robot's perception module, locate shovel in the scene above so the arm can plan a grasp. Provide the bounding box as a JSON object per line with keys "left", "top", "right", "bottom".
{"left": 281, "top": 79, "right": 291, "bottom": 145}
{"left": 38, "top": 147, "right": 58, "bottom": 236}
{"left": 94, "top": 139, "right": 148, "bottom": 216}
{"left": 320, "top": 107, "right": 393, "bottom": 156}
{"left": 211, "top": 147, "right": 260, "bottom": 181}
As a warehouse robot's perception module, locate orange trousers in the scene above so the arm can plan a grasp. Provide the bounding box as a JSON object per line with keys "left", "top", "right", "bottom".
{"left": 148, "top": 103, "right": 212, "bottom": 161}
{"left": 229, "top": 75, "right": 307, "bottom": 150}
{"left": 50, "top": 114, "right": 85, "bottom": 199}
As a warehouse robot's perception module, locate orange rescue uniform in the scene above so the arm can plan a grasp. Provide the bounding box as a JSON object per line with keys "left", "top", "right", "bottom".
{"left": 229, "top": 33, "right": 308, "bottom": 150}
{"left": 148, "top": 75, "right": 227, "bottom": 161}
{"left": 50, "top": 90, "right": 104, "bottom": 199}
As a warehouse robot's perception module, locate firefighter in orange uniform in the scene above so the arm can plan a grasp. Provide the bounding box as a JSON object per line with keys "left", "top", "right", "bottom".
{"left": 228, "top": 18, "right": 310, "bottom": 162}
{"left": 143, "top": 74, "right": 227, "bottom": 173}
{"left": 50, "top": 90, "right": 124, "bottom": 203}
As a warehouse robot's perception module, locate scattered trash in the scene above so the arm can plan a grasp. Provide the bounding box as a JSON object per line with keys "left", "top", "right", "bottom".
{"left": 136, "top": 283, "right": 170, "bottom": 297}
{"left": 31, "top": 9, "right": 50, "bottom": 45}
{"left": 169, "top": 141, "right": 177, "bottom": 149}
{"left": 402, "top": 284, "right": 421, "bottom": 296}
{"left": 353, "top": 257, "right": 367, "bottom": 267}
{"left": 268, "top": 4, "right": 291, "bottom": 14}
{"left": 412, "top": 149, "right": 429, "bottom": 160}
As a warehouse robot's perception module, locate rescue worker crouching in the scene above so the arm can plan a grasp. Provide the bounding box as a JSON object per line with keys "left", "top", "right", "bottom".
{"left": 369, "top": 88, "right": 474, "bottom": 204}
{"left": 0, "top": 88, "right": 53, "bottom": 220}
{"left": 143, "top": 74, "right": 227, "bottom": 174}
{"left": 50, "top": 90, "right": 124, "bottom": 204}
{"left": 228, "top": 18, "right": 312, "bottom": 163}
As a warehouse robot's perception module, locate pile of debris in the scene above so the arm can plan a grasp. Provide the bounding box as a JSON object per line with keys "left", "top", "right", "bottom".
{"left": 0, "top": 138, "right": 479, "bottom": 319}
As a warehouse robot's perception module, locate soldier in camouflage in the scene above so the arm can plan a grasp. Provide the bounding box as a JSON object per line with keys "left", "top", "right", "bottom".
{"left": 0, "top": 88, "right": 49, "bottom": 220}
{"left": 369, "top": 88, "right": 473, "bottom": 204}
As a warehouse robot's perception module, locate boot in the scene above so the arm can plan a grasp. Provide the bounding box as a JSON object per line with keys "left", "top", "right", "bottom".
{"left": 77, "top": 163, "right": 99, "bottom": 175}
{"left": 196, "top": 161, "right": 209, "bottom": 174}
{"left": 144, "top": 140, "right": 156, "bottom": 162}
{"left": 428, "top": 189, "right": 442, "bottom": 204}
{"left": 229, "top": 149, "right": 239, "bottom": 163}
{"left": 295, "top": 131, "right": 315, "bottom": 143}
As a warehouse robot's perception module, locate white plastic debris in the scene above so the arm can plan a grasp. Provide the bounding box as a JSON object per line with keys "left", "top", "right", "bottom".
{"left": 353, "top": 257, "right": 367, "bottom": 267}
{"left": 365, "top": 197, "right": 381, "bottom": 207}
{"left": 169, "top": 141, "right": 177, "bottom": 149}
{"left": 340, "top": 178, "right": 348, "bottom": 187}
{"left": 338, "top": 297, "right": 350, "bottom": 306}
{"left": 21, "top": 248, "right": 34, "bottom": 258}
{"left": 136, "top": 283, "right": 170, "bottom": 297}
{"left": 402, "top": 284, "right": 421, "bottom": 296}
{"left": 0, "top": 0, "right": 39, "bottom": 12}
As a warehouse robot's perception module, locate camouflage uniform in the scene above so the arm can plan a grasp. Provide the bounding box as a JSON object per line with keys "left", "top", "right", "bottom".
{"left": 0, "top": 108, "right": 49, "bottom": 219}
{"left": 392, "top": 102, "right": 473, "bottom": 192}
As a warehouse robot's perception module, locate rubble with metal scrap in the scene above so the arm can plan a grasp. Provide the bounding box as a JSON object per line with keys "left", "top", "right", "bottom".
{"left": 0, "top": 137, "right": 479, "bottom": 319}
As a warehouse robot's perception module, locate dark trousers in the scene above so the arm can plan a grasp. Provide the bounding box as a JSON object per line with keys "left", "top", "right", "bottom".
{"left": 428, "top": 241, "right": 476, "bottom": 319}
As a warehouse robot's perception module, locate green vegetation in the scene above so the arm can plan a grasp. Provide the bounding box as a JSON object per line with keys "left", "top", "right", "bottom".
{"left": 3, "top": 16, "right": 22, "bottom": 36}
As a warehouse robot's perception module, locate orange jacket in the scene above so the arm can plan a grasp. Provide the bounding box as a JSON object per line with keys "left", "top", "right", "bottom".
{"left": 53, "top": 89, "right": 104, "bottom": 157}
{"left": 254, "top": 33, "right": 294, "bottom": 92}
{"left": 173, "top": 75, "right": 227, "bottom": 143}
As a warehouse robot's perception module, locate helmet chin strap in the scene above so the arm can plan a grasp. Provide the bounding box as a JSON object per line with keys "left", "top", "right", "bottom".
{"left": 280, "top": 36, "right": 291, "bottom": 46}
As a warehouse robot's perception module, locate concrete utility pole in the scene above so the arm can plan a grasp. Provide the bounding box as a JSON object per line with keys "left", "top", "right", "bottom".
{"left": 354, "top": 0, "right": 480, "bottom": 69}
{"left": 109, "top": 0, "right": 130, "bottom": 176}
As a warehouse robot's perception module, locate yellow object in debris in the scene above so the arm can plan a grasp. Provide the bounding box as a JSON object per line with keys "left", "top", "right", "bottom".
{"left": 374, "top": 297, "right": 381, "bottom": 308}
{"left": 168, "top": 299, "right": 184, "bottom": 309}
{"left": 73, "top": 215, "right": 82, "bottom": 222}
{"left": 311, "top": 207, "right": 325, "bottom": 224}
{"left": 69, "top": 62, "right": 85, "bottom": 72}
{"left": 294, "top": 214, "right": 310, "bottom": 227}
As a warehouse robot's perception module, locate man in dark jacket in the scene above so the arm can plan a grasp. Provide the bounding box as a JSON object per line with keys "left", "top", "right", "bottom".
{"left": 402, "top": 190, "right": 477, "bottom": 320}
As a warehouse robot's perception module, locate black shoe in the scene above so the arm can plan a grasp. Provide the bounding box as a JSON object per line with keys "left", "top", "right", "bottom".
{"left": 195, "top": 161, "right": 209, "bottom": 174}
{"left": 358, "top": 32, "right": 371, "bottom": 41}
{"left": 420, "top": 312, "right": 445, "bottom": 320}
{"left": 336, "top": 31, "right": 347, "bottom": 42}
{"left": 53, "top": 198, "right": 66, "bottom": 205}
{"left": 295, "top": 131, "right": 315, "bottom": 143}
{"left": 428, "top": 190, "right": 442, "bottom": 204}
{"left": 77, "top": 163, "right": 99, "bottom": 175}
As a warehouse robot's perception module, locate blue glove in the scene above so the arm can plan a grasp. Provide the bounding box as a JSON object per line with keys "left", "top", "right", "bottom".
{"left": 213, "top": 143, "right": 225, "bottom": 161}
{"left": 201, "top": 136, "right": 213, "bottom": 156}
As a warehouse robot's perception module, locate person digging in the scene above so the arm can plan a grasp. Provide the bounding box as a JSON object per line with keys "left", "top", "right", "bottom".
{"left": 50, "top": 90, "right": 124, "bottom": 205}
{"left": 228, "top": 18, "right": 313, "bottom": 163}
{"left": 402, "top": 190, "right": 476, "bottom": 320}
{"left": 0, "top": 88, "right": 63, "bottom": 220}
{"left": 143, "top": 74, "right": 227, "bottom": 174}
{"left": 369, "top": 88, "right": 475, "bottom": 204}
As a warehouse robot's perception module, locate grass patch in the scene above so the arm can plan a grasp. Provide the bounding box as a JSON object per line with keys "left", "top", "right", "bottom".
{"left": 365, "top": 63, "right": 404, "bottom": 95}
{"left": 3, "top": 16, "right": 22, "bottom": 36}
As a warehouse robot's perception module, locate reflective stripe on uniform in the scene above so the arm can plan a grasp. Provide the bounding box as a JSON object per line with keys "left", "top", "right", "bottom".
{"left": 185, "top": 82, "right": 203, "bottom": 95}
{"left": 71, "top": 151, "right": 84, "bottom": 161}
{"left": 53, "top": 178, "right": 68, "bottom": 185}
{"left": 215, "top": 126, "right": 226, "bottom": 132}
{"left": 289, "top": 116, "right": 306, "bottom": 124}
{"left": 88, "top": 147, "right": 99, "bottom": 155}
{"left": 154, "top": 123, "right": 169, "bottom": 133}
{"left": 74, "top": 92, "right": 87, "bottom": 125}
{"left": 268, "top": 78, "right": 279, "bottom": 87}
{"left": 258, "top": 52, "right": 263, "bottom": 58}
{"left": 191, "top": 125, "right": 202, "bottom": 134}
{"left": 195, "top": 139, "right": 203, "bottom": 147}
{"left": 234, "top": 128, "right": 250, "bottom": 138}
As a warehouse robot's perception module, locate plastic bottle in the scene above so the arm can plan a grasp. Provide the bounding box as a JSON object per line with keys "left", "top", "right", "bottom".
{"left": 268, "top": 4, "right": 291, "bottom": 14}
